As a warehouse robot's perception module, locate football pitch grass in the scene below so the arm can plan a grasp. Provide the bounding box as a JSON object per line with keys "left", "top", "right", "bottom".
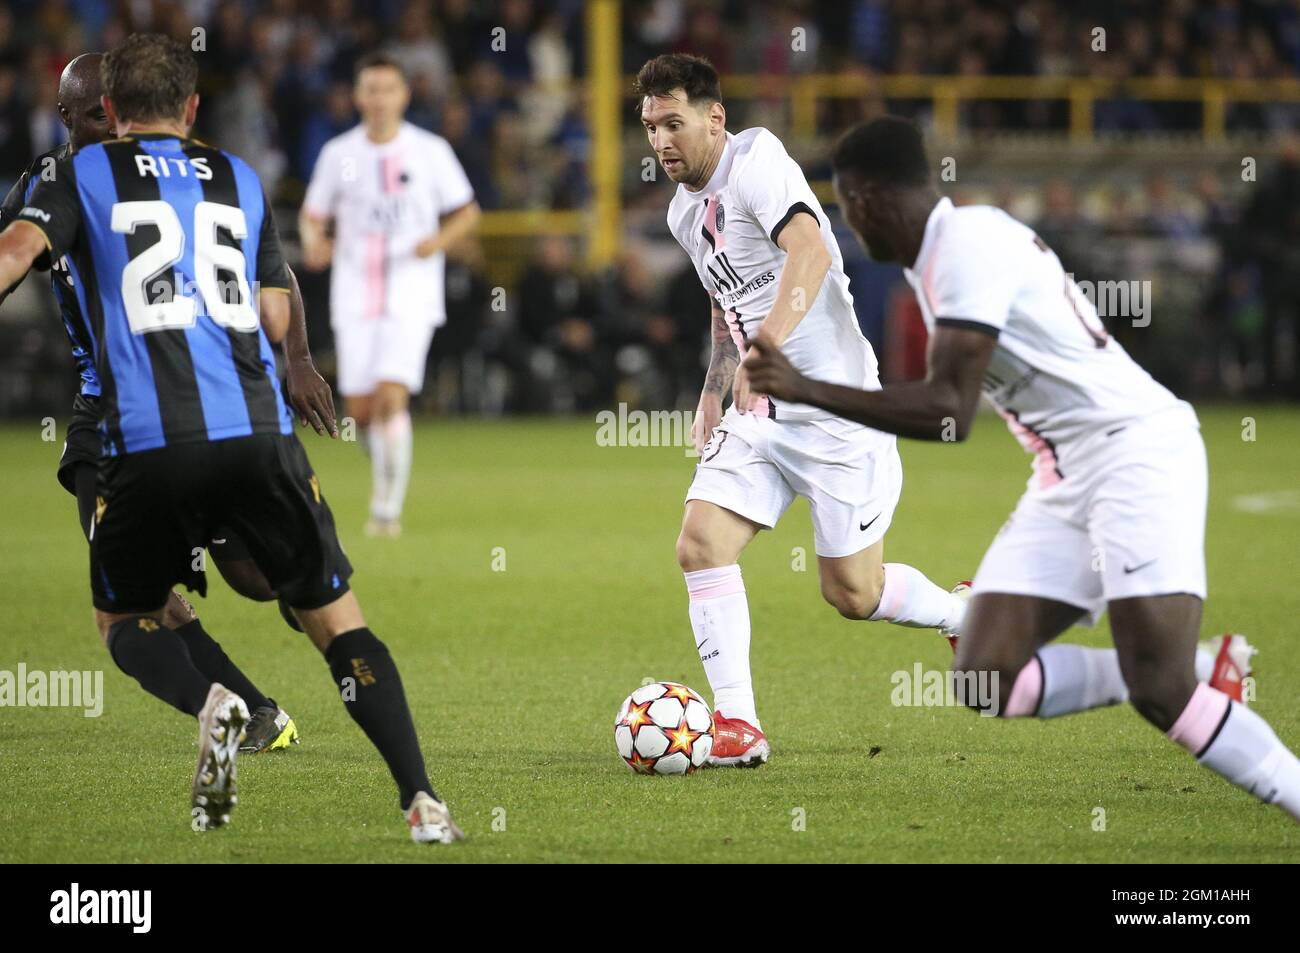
{"left": 1, "top": 405, "right": 1297, "bottom": 863}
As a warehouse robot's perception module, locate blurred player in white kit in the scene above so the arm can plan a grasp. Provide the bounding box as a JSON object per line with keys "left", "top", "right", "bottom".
{"left": 301, "top": 53, "right": 480, "bottom": 536}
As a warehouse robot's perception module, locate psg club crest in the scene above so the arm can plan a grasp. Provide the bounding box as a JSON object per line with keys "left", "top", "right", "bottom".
{"left": 715, "top": 202, "right": 725, "bottom": 234}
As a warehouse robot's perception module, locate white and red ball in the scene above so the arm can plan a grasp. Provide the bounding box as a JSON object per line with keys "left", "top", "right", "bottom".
{"left": 614, "top": 681, "right": 714, "bottom": 775}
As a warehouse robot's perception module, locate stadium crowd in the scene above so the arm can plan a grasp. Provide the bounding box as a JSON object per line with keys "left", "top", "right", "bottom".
{"left": 1, "top": 0, "right": 1297, "bottom": 414}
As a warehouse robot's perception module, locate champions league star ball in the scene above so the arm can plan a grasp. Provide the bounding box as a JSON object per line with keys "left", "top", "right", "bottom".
{"left": 614, "top": 681, "right": 715, "bottom": 775}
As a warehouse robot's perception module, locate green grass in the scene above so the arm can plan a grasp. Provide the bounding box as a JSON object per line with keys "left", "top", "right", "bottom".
{"left": 1, "top": 405, "right": 1297, "bottom": 862}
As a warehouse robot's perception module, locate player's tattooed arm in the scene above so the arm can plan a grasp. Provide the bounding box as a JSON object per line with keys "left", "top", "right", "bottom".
{"left": 691, "top": 300, "right": 739, "bottom": 453}
{"left": 702, "top": 302, "right": 740, "bottom": 397}
{"left": 743, "top": 325, "right": 997, "bottom": 442}
{"left": 281, "top": 264, "right": 338, "bottom": 438}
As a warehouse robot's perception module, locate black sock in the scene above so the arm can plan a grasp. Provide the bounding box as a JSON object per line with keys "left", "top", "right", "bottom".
{"left": 107, "top": 618, "right": 213, "bottom": 717}
{"left": 325, "top": 628, "right": 433, "bottom": 808}
{"left": 172, "top": 618, "right": 272, "bottom": 712}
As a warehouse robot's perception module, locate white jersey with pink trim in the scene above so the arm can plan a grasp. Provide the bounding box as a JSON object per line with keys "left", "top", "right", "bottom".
{"left": 302, "top": 121, "right": 474, "bottom": 330}
{"left": 902, "top": 197, "right": 1195, "bottom": 488}
{"left": 667, "top": 127, "right": 879, "bottom": 421}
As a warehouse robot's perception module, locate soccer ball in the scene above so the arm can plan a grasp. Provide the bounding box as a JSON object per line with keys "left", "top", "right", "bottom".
{"left": 614, "top": 681, "right": 714, "bottom": 775}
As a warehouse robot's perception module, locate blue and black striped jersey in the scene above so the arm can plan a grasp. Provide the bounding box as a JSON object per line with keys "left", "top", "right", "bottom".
{"left": 17, "top": 133, "right": 293, "bottom": 455}
{"left": 1, "top": 142, "right": 101, "bottom": 399}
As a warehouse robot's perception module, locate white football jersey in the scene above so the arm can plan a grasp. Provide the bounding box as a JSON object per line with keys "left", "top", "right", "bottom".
{"left": 667, "top": 127, "right": 878, "bottom": 421}
{"left": 302, "top": 121, "right": 474, "bottom": 329}
{"left": 903, "top": 197, "right": 1194, "bottom": 485}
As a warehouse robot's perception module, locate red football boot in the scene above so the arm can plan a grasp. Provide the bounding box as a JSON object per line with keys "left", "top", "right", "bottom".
{"left": 708, "top": 713, "right": 770, "bottom": 768}
{"left": 1206, "top": 633, "right": 1256, "bottom": 703}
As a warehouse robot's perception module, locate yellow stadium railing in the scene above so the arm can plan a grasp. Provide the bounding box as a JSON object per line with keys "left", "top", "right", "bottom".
{"left": 693, "top": 73, "right": 1300, "bottom": 142}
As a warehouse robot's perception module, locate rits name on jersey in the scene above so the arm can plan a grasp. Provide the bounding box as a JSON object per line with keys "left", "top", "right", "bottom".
{"left": 134, "top": 154, "right": 212, "bottom": 181}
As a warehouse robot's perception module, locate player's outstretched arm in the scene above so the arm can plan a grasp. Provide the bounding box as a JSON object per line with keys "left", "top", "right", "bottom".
{"left": 0, "top": 221, "right": 47, "bottom": 301}
{"left": 692, "top": 300, "right": 740, "bottom": 453}
{"left": 281, "top": 264, "right": 338, "bottom": 438}
{"left": 743, "top": 324, "right": 996, "bottom": 442}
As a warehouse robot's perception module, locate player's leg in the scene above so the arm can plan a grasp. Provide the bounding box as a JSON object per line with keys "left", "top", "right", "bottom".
{"left": 92, "top": 451, "right": 216, "bottom": 719}
{"left": 1096, "top": 423, "right": 1300, "bottom": 819}
{"left": 679, "top": 417, "right": 794, "bottom": 766}
{"left": 91, "top": 446, "right": 249, "bottom": 829}
{"left": 366, "top": 379, "right": 414, "bottom": 535}
{"left": 955, "top": 591, "right": 1102, "bottom": 714}
{"left": 335, "top": 316, "right": 376, "bottom": 462}
{"left": 224, "top": 433, "right": 460, "bottom": 841}
{"left": 962, "top": 507, "right": 1235, "bottom": 720}
{"left": 209, "top": 529, "right": 304, "bottom": 632}
{"left": 345, "top": 393, "right": 374, "bottom": 430}
{"left": 161, "top": 585, "right": 300, "bottom": 753}
{"left": 1110, "top": 594, "right": 1300, "bottom": 820}
{"left": 817, "top": 541, "right": 966, "bottom": 633}
{"left": 366, "top": 318, "right": 435, "bottom": 535}
{"left": 781, "top": 419, "right": 969, "bottom": 636}
{"left": 957, "top": 497, "right": 1133, "bottom": 717}
{"left": 677, "top": 499, "right": 762, "bottom": 725}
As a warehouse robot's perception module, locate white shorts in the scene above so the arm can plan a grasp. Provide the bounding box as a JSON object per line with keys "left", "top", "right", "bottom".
{"left": 334, "top": 317, "right": 436, "bottom": 397}
{"left": 973, "top": 412, "right": 1208, "bottom": 623}
{"left": 686, "top": 408, "right": 903, "bottom": 558}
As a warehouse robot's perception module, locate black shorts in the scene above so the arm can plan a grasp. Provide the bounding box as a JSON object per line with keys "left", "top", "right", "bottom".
{"left": 57, "top": 393, "right": 104, "bottom": 495}
{"left": 91, "top": 433, "right": 353, "bottom": 613}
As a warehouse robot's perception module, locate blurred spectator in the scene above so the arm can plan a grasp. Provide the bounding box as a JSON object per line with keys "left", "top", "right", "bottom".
{"left": 387, "top": 1, "right": 453, "bottom": 102}
{"left": 1242, "top": 137, "right": 1300, "bottom": 398}
{"left": 517, "top": 236, "right": 610, "bottom": 412}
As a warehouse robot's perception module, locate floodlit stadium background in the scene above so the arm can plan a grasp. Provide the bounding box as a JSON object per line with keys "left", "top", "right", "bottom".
{"left": 2, "top": 0, "right": 1299, "bottom": 418}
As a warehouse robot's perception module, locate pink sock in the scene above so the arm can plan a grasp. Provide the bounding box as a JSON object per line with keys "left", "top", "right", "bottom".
{"left": 1003, "top": 656, "right": 1043, "bottom": 717}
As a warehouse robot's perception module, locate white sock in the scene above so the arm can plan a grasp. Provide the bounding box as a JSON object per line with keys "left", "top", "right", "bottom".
{"left": 368, "top": 411, "right": 412, "bottom": 521}
{"left": 1169, "top": 683, "right": 1300, "bottom": 821}
{"left": 685, "top": 564, "right": 758, "bottom": 729}
{"left": 868, "top": 563, "right": 966, "bottom": 630}
{"left": 1004, "top": 645, "right": 1232, "bottom": 719}
{"left": 1034, "top": 644, "right": 1131, "bottom": 717}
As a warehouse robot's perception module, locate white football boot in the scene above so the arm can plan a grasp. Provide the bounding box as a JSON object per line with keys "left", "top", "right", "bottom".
{"left": 192, "top": 683, "right": 249, "bottom": 830}
{"left": 940, "top": 581, "right": 973, "bottom": 651}
{"left": 405, "top": 791, "right": 465, "bottom": 844}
